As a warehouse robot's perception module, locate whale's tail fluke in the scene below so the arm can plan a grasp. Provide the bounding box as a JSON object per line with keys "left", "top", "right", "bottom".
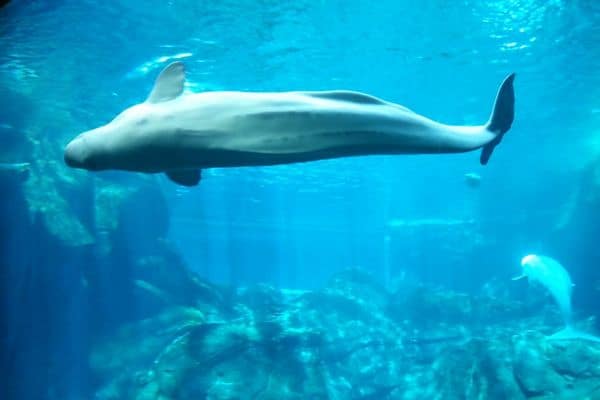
{"left": 548, "top": 326, "right": 600, "bottom": 343}
{"left": 480, "top": 73, "right": 516, "bottom": 165}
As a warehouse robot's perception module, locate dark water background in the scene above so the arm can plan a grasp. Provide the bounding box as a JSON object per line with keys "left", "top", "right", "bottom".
{"left": 0, "top": 1, "right": 599, "bottom": 399}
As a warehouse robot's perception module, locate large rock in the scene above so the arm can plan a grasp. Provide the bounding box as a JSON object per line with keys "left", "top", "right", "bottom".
{"left": 90, "top": 271, "right": 600, "bottom": 399}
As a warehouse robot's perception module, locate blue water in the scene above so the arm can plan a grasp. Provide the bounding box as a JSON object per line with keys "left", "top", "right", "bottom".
{"left": 1, "top": 1, "right": 599, "bottom": 399}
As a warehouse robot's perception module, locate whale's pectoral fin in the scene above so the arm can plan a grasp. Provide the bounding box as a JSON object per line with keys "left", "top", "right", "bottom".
{"left": 166, "top": 169, "right": 202, "bottom": 186}
{"left": 146, "top": 61, "right": 185, "bottom": 104}
{"left": 480, "top": 73, "right": 516, "bottom": 165}
{"left": 511, "top": 274, "right": 526, "bottom": 281}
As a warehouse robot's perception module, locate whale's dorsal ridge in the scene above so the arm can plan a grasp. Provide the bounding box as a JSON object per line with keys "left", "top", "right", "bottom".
{"left": 300, "top": 90, "right": 390, "bottom": 106}
{"left": 146, "top": 61, "right": 186, "bottom": 104}
{"left": 301, "top": 90, "right": 415, "bottom": 113}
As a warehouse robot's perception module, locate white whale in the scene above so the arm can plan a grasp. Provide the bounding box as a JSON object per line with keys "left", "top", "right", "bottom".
{"left": 64, "top": 62, "right": 516, "bottom": 186}
{"left": 516, "top": 254, "right": 600, "bottom": 342}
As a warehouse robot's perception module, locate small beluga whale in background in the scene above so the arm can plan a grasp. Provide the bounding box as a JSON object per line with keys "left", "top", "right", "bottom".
{"left": 515, "top": 254, "right": 600, "bottom": 342}
{"left": 64, "top": 62, "right": 516, "bottom": 186}
{"left": 0, "top": 162, "right": 30, "bottom": 182}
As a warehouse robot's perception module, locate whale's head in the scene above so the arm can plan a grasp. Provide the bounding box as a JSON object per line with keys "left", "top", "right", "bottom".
{"left": 521, "top": 254, "right": 548, "bottom": 285}
{"left": 520, "top": 254, "right": 574, "bottom": 302}
{"left": 64, "top": 127, "right": 108, "bottom": 171}
{"left": 64, "top": 61, "right": 187, "bottom": 173}
{"left": 64, "top": 103, "right": 155, "bottom": 171}
{"left": 520, "top": 254, "right": 540, "bottom": 275}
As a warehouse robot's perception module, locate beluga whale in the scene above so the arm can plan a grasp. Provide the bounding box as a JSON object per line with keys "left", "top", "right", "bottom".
{"left": 64, "top": 62, "right": 516, "bottom": 186}
{"left": 515, "top": 254, "right": 600, "bottom": 342}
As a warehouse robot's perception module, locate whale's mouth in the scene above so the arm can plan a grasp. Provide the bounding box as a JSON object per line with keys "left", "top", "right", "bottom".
{"left": 64, "top": 137, "right": 99, "bottom": 170}
{"left": 64, "top": 138, "right": 83, "bottom": 168}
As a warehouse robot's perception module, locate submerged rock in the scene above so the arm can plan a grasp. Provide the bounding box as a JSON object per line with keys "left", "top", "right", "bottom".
{"left": 91, "top": 272, "right": 600, "bottom": 400}
{"left": 512, "top": 332, "right": 563, "bottom": 397}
